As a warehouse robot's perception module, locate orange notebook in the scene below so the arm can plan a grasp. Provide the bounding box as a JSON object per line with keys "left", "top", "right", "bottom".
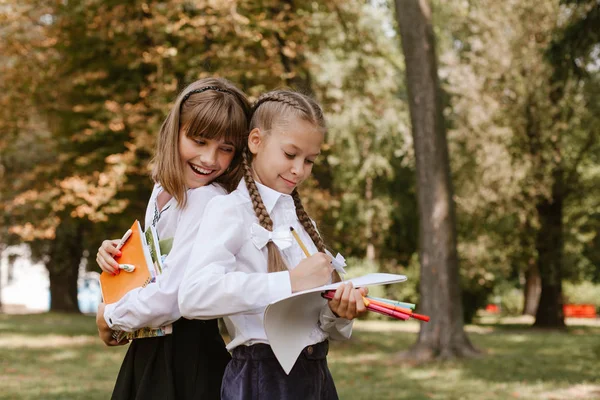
{"left": 99, "top": 220, "right": 154, "bottom": 304}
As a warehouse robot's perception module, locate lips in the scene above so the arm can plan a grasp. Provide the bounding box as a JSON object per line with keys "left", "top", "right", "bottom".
{"left": 279, "top": 176, "right": 298, "bottom": 187}
{"left": 188, "top": 162, "right": 215, "bottom": 176}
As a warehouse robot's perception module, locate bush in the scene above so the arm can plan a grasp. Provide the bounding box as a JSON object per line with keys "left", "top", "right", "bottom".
{"left": 563, "top": 281, "right": 600, "bottom": 308}
{"left": 493, "top": 283, "right": 524, "bottom": 316}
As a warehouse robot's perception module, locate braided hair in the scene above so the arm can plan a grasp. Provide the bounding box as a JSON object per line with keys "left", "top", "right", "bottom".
{"left": 243, "top": 90, "right": 340, "bottom": 281}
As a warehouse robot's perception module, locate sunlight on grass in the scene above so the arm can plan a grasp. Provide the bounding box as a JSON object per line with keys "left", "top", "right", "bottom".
{"left": 1, "top": 313, "right": 599, "bottom": 400}
{"left": 0, "top": 334, "right": 96, "bottom": 349}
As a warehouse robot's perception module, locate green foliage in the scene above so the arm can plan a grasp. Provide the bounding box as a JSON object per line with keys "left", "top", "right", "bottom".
{"left": 493, "top": 282, "right": 525, "bottom": 316}
{"left": 380, "top": 254, "right": 420, "bottom": 308}
{"left": 563, "top": 281, "right": 600, "bottom": 308}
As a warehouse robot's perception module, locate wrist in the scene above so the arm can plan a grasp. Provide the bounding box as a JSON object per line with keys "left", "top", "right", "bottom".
{"left": 327, "top": 302, "right": 340, "bottom": 318}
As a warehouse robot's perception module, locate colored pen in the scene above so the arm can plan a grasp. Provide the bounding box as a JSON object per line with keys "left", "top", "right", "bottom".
{"left": 367, "top": 296, "right": 416, "bottom": 310}
{"left": 325, "top": 291, "right": 430, "bottom": 322}
{"left": 366, "top": 297, "right": 413, "bottom": 315}
{"left": 322, "top": 291, "right": 409, "bottom": 321}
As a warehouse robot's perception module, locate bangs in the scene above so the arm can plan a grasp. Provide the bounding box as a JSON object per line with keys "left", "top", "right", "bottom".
{"left": 184, "top": 95, "right": 248, "bottom": 152}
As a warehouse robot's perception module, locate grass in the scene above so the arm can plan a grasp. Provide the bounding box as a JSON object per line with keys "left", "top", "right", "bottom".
{"left": 0, "top": 313, "right": 599, "bottom": 399}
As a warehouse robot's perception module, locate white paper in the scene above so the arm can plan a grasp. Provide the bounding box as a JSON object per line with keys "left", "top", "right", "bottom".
{"left": 263, "top": 273, "right": 407, "bottom": 374}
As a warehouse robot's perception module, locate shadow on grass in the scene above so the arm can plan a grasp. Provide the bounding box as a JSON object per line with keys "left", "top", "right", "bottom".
{"left": 0, "top": 312, "right": 98, "bottom": 336}
{"left": 328, "top": 322, "right": 600, "bottom": 399}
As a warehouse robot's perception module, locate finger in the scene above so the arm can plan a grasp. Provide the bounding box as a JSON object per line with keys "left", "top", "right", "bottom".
{"left": 358, "top": 287, "right": 369, "bottom": 297}
{"left": 102, "top": 240, "right": 122, "bottom": 257}
{"left": 346, "top": 290, "right": 358, "bottom": 318}
{"left": 99, "top": 249, "right": 120, "bottom": 269}
{"left": 338, "top": 283, "right": 353, "bottom": 316}
{"left": 100, "top": 245, "right": 121, "bottom": 260}
{"left": 97, "top": 256, "right": 117, "bottom": 274}
{"left": 99, "top": 258, "right": 116, "bottom": 274}
{"left": 354, "top": 290, "right": 366, "bottom": 314}
{"left": 328, "top": 283, "right": 345, "bottom": 310}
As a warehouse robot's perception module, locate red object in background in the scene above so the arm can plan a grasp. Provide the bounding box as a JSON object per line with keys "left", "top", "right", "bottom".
{"left": 563, "top": 304, "right": 597, "bottom": 318}
{"left": 485, "top": 304, "right": 500, "bottom": 313}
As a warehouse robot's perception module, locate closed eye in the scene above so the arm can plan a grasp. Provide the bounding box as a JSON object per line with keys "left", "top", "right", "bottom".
{"left": 284, "top": 152, "right": 295, "bottom": 159}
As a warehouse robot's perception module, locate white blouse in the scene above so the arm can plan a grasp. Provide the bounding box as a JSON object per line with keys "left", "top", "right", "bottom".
{"left": 179, "top": 179, "right": 352, "bottom": 351}
{"left": 104, "top": 183, "right": 226, "bottom": 331}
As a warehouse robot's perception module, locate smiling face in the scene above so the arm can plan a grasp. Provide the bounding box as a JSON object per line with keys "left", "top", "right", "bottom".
{"left": 178, "top": 130, "right": 236, "bottom": 189}
{"left": 248, "top": 116, "right": 323, "bottom": 194}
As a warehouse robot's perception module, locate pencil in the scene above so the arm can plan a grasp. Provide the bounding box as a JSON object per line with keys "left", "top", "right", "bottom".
{"left": 291, "top": 226, "right": 370, "bottom": 308}
{"left": 289, "top": 227, "right": 311, "bottom": 257}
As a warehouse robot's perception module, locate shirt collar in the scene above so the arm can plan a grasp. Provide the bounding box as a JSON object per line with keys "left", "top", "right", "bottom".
{"left": 236, "top": 178, "right": 293, "bottom": 214}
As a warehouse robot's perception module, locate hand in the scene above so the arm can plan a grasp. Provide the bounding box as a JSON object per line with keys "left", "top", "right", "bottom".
{"left": 289, "top": 252, "right": 334, "bottom": 293}
{"left": 96, "top": 303, "right": 128, "bottom": 346}
{"left": 96, "top": 239, "right": 122, "bottom": 275}
{"left": 327, "top": 283, "right": 369, "bottom": 320}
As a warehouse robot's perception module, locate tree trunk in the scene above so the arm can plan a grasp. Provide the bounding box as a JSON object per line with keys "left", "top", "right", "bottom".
{"left": 47, "top": 218, "right": 84, "bottom": 313}
{"left": 533, "top": 170, "right": 566, "bottom": 327}
{"left": 394, "top": 0, "right": 477, "bottom": 360}
{"left": 0, "top": 245, "right": 3, "bottom": 313}
{"left": 522, "top": 263, "right": 541, "bottom": 316}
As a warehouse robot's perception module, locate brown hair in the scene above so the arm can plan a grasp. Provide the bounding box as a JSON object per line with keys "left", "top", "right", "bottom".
{"left": 243, "top": 90, "right": 340, "bottom": 282}
{"left": 152, "top": 78, "right": 250, "bottom": 206}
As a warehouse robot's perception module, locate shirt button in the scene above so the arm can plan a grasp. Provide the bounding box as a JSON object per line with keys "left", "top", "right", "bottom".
{"left": 307, "top": 346, "right": 313, "bottom": 355}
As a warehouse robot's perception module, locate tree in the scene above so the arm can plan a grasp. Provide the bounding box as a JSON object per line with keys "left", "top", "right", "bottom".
{"left": 432, "top": 0, "right": 599, "bottom": 326}
{"left": 394, "top": 0, "right": 477, "bottom": 359}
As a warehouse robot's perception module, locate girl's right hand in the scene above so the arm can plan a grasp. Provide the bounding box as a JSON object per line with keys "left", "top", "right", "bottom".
{"left": 289, "top": 252, "right": 334, "bottom": 293}
{"left": 96, "top": 239, "right": 122, "bottom": 275}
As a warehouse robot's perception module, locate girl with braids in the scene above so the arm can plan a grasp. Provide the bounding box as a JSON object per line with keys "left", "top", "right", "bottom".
{"left": 94, "top": 77, "right": 250, "bottom": 399}
{"left": 179, "top": 89, "right": 367, "bottom": 399}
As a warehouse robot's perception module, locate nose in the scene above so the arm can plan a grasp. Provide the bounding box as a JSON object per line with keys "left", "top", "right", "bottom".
{"left": 201, "top": 143, "right": 219, "bottom": 167}
{"left": 290, "top": 158, "right": 304, "bottom": 177}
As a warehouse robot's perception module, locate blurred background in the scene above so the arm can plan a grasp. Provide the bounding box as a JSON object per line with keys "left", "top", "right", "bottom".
{"left": 0, "top": 1, "right": 599, "bottom": 399}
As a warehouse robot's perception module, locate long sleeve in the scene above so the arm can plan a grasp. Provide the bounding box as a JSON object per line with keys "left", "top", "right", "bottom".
{"left": 318, "top": 305, "right": 353, "bottom": 341}
{"left": 104, "top": 186, "right": 223, "bottom": 331}
{"left": 178, "top": 196, "right": 292, "bottom": 320}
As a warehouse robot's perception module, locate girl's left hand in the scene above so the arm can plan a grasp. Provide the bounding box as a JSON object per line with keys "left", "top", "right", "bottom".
{"left": 327, "top": 283, "right": 369, "bottom": 320}
{"left": 96, "top": 303, "right": 128, "bottom": 346}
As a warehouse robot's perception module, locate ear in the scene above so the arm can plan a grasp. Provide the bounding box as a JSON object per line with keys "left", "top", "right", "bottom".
{"left": 247, "top": 127, "right": 263, "bottom": 155}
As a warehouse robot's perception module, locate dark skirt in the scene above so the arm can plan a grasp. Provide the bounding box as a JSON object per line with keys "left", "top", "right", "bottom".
{"left": 221, "top": 341, "right": 338, "bottom": 400}
{"left": 111, "top": 318, "right": 230, "bottom": 400}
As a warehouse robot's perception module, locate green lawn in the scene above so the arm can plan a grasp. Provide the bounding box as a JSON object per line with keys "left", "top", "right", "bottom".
{"left": 0, "top": 313, "right": 598, "bottom": 399}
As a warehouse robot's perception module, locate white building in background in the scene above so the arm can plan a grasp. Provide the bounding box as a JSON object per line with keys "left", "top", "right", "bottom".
{"left": 0, "top": 244, "right": 101, "bottom": 314}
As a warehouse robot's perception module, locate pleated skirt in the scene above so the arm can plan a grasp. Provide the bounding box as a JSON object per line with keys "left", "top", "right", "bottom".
{"left": 111, "top": 318, "right": 230, "bottom": 400}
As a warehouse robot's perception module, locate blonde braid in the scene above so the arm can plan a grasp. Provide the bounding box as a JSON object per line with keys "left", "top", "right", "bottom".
{"left": 242, "top": 152, "right": 288, "bottom": 273}
{"left": 252, "top": 91, "right": 305, "bottom": 113}
{"left": 292, "top": 189, "right": 341, "bottom": 283}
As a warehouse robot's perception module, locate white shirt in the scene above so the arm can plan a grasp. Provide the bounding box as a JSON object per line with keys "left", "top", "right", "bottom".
{"left": 179, "top": 179, "right": 352, "bottom": 351}
{"left": 104, "top": 183, "right": 226, "bottom": 331}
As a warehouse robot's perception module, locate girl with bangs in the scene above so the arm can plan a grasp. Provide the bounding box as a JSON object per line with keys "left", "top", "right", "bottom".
{"left": 95, "top": 77, "right": 250, "bottom": 400}
{"left": 179, "top": 90, "right": 367, "bottom": 399}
